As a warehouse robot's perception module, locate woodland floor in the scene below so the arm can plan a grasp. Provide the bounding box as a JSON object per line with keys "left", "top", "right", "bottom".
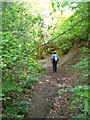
{"left": 28, "top": 48, "right": 82, "bottom": 119}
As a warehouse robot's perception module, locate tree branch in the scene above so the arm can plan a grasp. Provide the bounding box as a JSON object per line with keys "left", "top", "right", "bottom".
{"left": 28, "top": 17, "right": 88, "bottom": 55}
{"left": 10, "top": 16, "right": 88, "bottom": 64}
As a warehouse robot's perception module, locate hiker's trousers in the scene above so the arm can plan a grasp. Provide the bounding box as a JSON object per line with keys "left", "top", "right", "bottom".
{"left": 53, "top": 61, "right": 57, "bottom": 72}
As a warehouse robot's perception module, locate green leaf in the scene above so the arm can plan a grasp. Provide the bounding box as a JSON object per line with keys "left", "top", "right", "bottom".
{"left": 52, "top": 2, "right": 54, "bottom": 7}
{"left": 17, "top": 87, "right": 22, "bottom": 92}
{"left": 84, "top": 91, "right": 89, "bottom": 98}
{"left": 69, "top": 105, "right": 73, "bottom": 111}
{"left": 50, "top": 12, "right": 52, "bottom": 16}
{"left": 28, "top": 66, "right": 33, "bottom": 71}
{"left": 0, "top": 97, "right": 6, "bottom": 101}
{"left": 53, "top": 8, "right": 56, "bottom": 12}
{"left": 13, "top": 56, "right": 17, "bottom": 61}
{"left": 83, "top": 85, "right": 88, "bottom": 91}
{"left": 77, "top": 92, "right": 84, "bottom": 97}
{"left": 84, "top": 98, "right": 88, "bottom": 113}
{"left": 77, "top": 114, "right": 84, "bottom": 118}
{"left": 78, "top": 85, "right": 83, "bottom": 89}
{"left": 58, "top": 89, "right": 66, "bottom": 94}
{"left": 57, "top": 2, "right": 60, "bottom": 8}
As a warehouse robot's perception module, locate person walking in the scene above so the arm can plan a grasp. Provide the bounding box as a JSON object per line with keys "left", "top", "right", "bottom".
{"left": 51, "top": 51, "right": 59, "bottom": 72}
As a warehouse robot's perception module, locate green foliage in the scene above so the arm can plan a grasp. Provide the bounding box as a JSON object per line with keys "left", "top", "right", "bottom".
{"left": 67, "top": 84, "right": 89, "bottom": 111}
{"left": 51, "top": 1, "right": 56, "bottom": 12}
{"left": 74, "top": 48, "right": 89, "bottom": 80}
{"left": 58, "top": 89, "right": 67, "bottom": 94}
{"left": 22, "top": 75, "right": 39, "bottom": 89}
{"left": 72, "top": 48, "right": 89, "bottom": 118}
{"left": 1, "top": 2, "right": 46, "bottom": 119}
{"left": 69, "top": 105, "right": 73, "bottom": 111}
{"left": 1, "top": 1, "right": 89, "bottom": 119}
{"left": 70, "top": 47, "right": 89, "bottom": 118}
{"left": 2, "top": 101, "right": 29, "bottom": 120}
{"left": 60, "top": 43, "right": 72, "bottom": 54}
{"left": 49, "top": 2, "right": 88, "bottom": 54}
{"left": 58, "top": 47, "right": 89, "bottom": 118}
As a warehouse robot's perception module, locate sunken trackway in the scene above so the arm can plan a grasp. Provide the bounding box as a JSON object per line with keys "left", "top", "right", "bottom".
{"left": 29, "top": 48, "right": 81, "bottom": 118}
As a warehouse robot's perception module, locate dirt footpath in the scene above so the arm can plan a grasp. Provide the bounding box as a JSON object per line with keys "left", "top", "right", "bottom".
{"left": 29, "top": 49, "right": 81, "bottom": 118}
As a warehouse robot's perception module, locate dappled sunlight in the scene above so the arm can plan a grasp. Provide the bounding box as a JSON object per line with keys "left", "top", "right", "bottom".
{"left": 1, "top": 1, "right": 88, "bottom": 119}
{"left": 62, "top": 9, "right": 73, "bottom": 18}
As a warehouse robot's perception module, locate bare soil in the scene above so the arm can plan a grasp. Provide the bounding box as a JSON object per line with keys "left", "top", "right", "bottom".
{"left": 29, "top": 48, "right": 82, "bottom": 118}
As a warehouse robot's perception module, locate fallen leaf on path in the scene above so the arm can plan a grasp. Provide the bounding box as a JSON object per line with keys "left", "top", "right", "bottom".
{"left": 62, "top": 77, "right": 67, "bottom": 80}
{"left": 57, "top": 83, "right": 67, "bottom": 88}
{"left": 63, "top": 83, "right": 67, "bottom": 88}
{"left": 46, "top": 76, "right": 51, "bottom": 78}
{"left": 57, "top": 84, "right": 63, "bottom": 88}
{"left": 39, "top": 82, "right": 43, "bottom": 84}
{"left": 46, "top": 79, "right": 49, "bottom": 82}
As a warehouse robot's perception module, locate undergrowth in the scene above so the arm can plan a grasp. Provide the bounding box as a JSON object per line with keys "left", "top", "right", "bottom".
{"left": 2, "top": 62, "right": 46, "bottom": 119}
{"left": 58, "top": 46, "right": 89, "bottom": 119}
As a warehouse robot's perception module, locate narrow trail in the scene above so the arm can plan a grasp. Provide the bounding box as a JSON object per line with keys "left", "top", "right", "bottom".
{"left": 29, "top": 49, "right": 81, "bottom": 118}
